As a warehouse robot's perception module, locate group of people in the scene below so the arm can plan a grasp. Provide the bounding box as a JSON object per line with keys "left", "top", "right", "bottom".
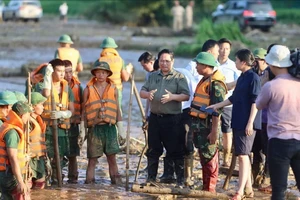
{"left": 139, "top": 41, "right": 300, "bottom": 200}
{"left": 0, "top": 35, "right": 133, "bottom": 199}
{"left": 171, "top": 0, "right": 195, "bottom": 32}
{"left": 0, "top": 32, "right": 299, "bottom": 200}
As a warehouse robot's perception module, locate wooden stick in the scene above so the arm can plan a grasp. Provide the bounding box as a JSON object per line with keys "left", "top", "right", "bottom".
{"left": 126, "top": 74, "right": 134, "bottom": 191}
{"left": 51, "top": 82, "right": 62, "bottom": 187}
{"left": 223, "top": 154, "right": 237, "bottom": 190}
{"left": 132, "top": 184, "right": 229, "bottom": 199}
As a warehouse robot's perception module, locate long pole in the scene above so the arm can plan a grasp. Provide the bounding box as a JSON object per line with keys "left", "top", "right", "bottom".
{"left": 132, "top": 78, "right": 148, "bottom": 182}
{"left": 126, "top": 74, "right": 134, "bottom": 191}
{"left": 51, "top": 82, "right": 62, "bottom": 187}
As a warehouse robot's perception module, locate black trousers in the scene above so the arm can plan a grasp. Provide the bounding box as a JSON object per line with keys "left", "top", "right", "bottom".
{"left": 146, "top": 113, "right": 185, "bottom": 160}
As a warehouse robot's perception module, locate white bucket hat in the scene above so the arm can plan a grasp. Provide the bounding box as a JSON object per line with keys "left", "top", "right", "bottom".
{"left": 265, "top": 45, "right": 293, "bottom": 68}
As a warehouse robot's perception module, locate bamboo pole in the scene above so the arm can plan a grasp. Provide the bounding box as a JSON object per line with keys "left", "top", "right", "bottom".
{"left": 51, "top": 82, "right": 62, "bottom": 187}
{"left": 126, "top": 74, "right": 134, "bottom": 191}
{"left": 223, "top": 155, "right": 237, "bottom": 190}
{"left": 132, "top": 184, "right": 229, "bottom": 199}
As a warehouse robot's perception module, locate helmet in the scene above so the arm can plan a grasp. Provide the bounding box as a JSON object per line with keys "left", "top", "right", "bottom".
{"left": 91, "top": 60, "right": 113, "bottom": 77}
{"left": 14, "top": 91, "right": 28, "bottom": 103}
{"left": 192, "top": 52, "right": 217, "bottom": 67}
{"left": 99, "top": 37, "right": 118, "bottom": 48}
{"left": 57, "top": 34, "right": 73, "bottom": 44}
{"left": 31, "top": 92, "right": 47, "bottom": 106}
{"left": 0, "top": 90, "right": 18, "bottom": 105}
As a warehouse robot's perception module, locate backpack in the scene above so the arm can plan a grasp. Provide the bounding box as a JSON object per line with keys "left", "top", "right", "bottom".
{"left": 288, "top": 49, "right": 300, "bottom": 79}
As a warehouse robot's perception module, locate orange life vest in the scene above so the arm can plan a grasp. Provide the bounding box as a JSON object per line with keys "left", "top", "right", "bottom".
{"left": 190, "top": 70, "right": 227, "bottom": 119}
{"left": 57, "top": 47, "right": 80, "bottom": 73}
{"left": 42, "top": 80, "right": 71, "bottom": 129}
{"left": 84, "top": 77, "right": 118, "bottom": 127}
{"left": 29, "top": 115, "right": 46, "bottom": 158}
{"left": 0, "top": 110, "right": 26, "bottom": 174}
{"left": 69, "top": 76, "right": 81, "bottom": 124}
{"left": 99, "top": 48, "right": 123, "bottom": 90}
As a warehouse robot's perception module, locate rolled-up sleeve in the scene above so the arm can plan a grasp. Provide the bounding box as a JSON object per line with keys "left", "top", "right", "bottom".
{"left": 177, "top": 74, "right": 190, "bottom": 96}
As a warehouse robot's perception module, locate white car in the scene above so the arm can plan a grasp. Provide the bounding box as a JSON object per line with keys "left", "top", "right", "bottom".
{"left": 2, "top": 0, "right": 43, "bottom": 22}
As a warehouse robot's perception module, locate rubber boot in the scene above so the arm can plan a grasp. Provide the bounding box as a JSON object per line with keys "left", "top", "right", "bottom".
{"left": 201, "top": 151, "right": 218, "bottom": 193}
{"left": 174, "top": 158, "right": 184, "bottom": 188}
{"left": 222, "top": 149, "right": 230, "bottom": 167}
{"left": 184, "top": 154, "right": 194, "bottom": 187}
{"left": 147, "top": 157, "right": 159, "bottom": 182}
{"left": 159, "top": 157, "right": 176, "bottom": 183}
{"left": 33, "top": 180, "right": 46, "bottom": 189}
{"left": 11, "top": 186, "right": 31, "bottom": 200}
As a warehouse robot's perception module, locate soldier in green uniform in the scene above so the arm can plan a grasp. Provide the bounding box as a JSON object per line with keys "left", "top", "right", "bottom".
{"left": 189, "top": 52, "right": 227, "bottom": 193}
{"left": 0, "top": 91, "right": 18, "bottom": 126}
{"left": 28, "top": 59, "right": 75, "bottom": 184}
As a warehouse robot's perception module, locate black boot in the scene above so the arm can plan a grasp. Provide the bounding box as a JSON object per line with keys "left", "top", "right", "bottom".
{"left": 174, "top": 158, "right": 184, "bottom": 188}
{"left": 147, "top": 157, "right": 159, "bottom": 182}
{"left": 159, "top": 157, "right": 176, "bottom": 183}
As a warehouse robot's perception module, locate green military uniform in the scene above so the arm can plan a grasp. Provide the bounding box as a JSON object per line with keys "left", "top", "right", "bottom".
{"left": 0, "top": 130, "right": 20, "bottom": 200}
{"left": 32, "top": 82, "right": 74, "bottom": 168}
{"left": 192, "top": 81, "right": 226, "bottom": 163}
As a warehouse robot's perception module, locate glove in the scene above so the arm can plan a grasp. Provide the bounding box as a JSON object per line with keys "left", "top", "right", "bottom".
{"left": 116, "top": 121, "right": 126, "bottom": 146}
{"left": 43, "top": 64, "right": 53, "bottom": 89}
{"left": 78, "top": 121, "right": 85, "bottom": 148}
{"left": 51, "top": 110, "right": 72, "bottom": 119}
{"left": 125, "top": 63, "right": 133, "bottom": 75}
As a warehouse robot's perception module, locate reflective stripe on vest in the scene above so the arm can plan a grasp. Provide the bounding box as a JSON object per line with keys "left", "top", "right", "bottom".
{"left": 29, "top": 116, "right": 46, "bottom": 158}
{"left": 99, "top": 48, "right": 123, "bottom": 90}
{"left": 42, "top": 80, "right": 71, "bottom": 129}
{"left": 0, "top": 111, "right": 26, "bottom": 174}
{"left": 190, "top": 70, "right": 227, "bottom": 119}
{"left": 85, "top": 78, "right": 118, "bottom": 127}
{"left": 58, "top": 47, "right": 79, "bottom": 73}
{"left": 70, "top": 77, "right": 81, "bottom": 124}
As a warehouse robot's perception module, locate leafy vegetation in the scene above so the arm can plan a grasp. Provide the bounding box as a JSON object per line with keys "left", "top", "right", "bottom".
{"left": 175, "top": 18, "right": 251, "bottom": 57}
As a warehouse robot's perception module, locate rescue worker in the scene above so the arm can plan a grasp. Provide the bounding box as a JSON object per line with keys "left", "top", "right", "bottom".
{"left": 0, "top": 101, "right": 32, "bottom": 199}
{"left": 83, "top": 60, "right": 122, "bottom": 184}
{"left": 32, "top": 59, "right": 74, "bottom": 184}
{"left": 99, "top": 37, "right": 133, "bottom": 145}
{"left": 55, "top": 34, "right": 83, "bottom": 77}
{"left": 13, "top": 91, "right": 28, "bottom": 103}
{"left": 189, "top": 52, "right": 227, "bottom": 193}
{"left": 64, "top": 60, "right": 84, "bottom": 184}
{"left": 0, "top": 91, "right": 18, "bottom": 126}
{"left": 171, "top": 0, "right": 185, "bottom": 32}
{"left": 28, "top": 92, "right": 48, "bottom": 189}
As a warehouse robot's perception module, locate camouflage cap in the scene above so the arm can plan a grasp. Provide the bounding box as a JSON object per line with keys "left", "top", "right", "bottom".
{"left": 14, "top": 91, "right": 28, "bottom": 103}
{"left": 253, "top": 48, "right": 267, "bottom": 59}
{"left": 12, "top": 101, "right": 32, "bottom": 116}
{"left": 31, "top": 92, "right": 47, "bottom": 105}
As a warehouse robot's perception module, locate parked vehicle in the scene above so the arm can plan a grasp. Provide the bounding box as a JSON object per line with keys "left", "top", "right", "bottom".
{"left": 212, "top": 0, "right": 276, "bottom": 32}
{"left": 2, "top": 0, "right": 43, "bottom": 22}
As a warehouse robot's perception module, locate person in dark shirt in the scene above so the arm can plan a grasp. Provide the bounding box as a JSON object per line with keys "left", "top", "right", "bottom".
{"left": 208, "top": 49, "right": 261, "bottom": 199}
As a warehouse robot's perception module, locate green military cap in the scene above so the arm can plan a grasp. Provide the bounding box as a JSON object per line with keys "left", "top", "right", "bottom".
{"left": 57, "top": 34, "right": 73, "bottom": 44}
{"left": 12, "top": 101, "right": 32, "bottom": 116}
{"left": 91, "top": 60, "right": 113, "bottom": 77}
{"left": 0, "top": 90, "right": 18, "bottom": 105}
{"left": 14, "top": 91, "right": 28, "bottom": 103}
{"left": 192, "top": 52, "right": 217, "bottom": 67}
{"left": 253, "top": 48, "right": 267, "bottom": 59}
{"left": 31, "top": 92, "right": 47, "bottom": 105}
{"left": 99, "top": 37, "right": 118, "bottom": 48}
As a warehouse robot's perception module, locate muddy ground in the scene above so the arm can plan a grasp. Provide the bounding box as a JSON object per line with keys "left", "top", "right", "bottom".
{"left": 0, "top": 17, "right": 299, "bottom": 199}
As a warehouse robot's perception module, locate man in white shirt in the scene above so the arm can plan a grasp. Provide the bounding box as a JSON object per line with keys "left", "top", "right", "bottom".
{"left": 217, "top": 38, "right": 241, "bottom": 167}
{"left": 185, "top": 1, "right": 195, "bottom": 29}
{"left": 186, "top": 39, "right": 220, "bottom": 83}
{"left": 171, "top": 0, "right": 185, "bottom": 32}
{"left": 59, "top": 2, "right": 68, "bottom": 24}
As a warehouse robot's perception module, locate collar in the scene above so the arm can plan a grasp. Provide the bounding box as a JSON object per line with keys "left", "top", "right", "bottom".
{"left": 158, "top": 69, "right": 174, "bottom": 76}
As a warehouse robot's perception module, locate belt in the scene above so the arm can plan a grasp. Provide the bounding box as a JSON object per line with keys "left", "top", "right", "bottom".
{"left": 182, "top": 108, "right": 190, "bottom": 112}
{"left": 151, "top": 112, "right": 175, "bottom": 118}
